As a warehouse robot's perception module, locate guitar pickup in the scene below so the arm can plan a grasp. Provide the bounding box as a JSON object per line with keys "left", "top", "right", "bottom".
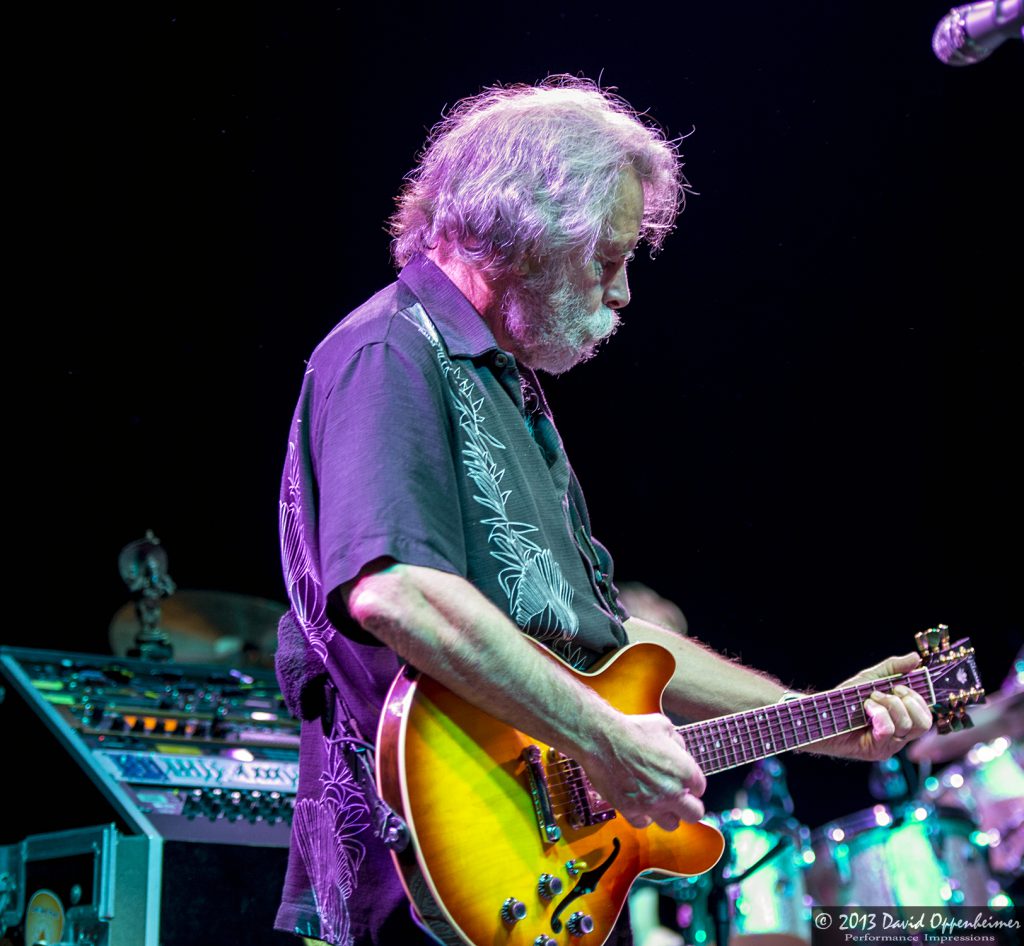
{"left": 555, "top": 754, "right": 617, "bottom": 829}
{"left": 522, "top": 745, "right": 561, "bottom": 843}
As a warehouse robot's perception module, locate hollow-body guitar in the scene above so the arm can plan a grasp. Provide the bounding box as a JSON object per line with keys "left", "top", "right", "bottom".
{"left": 375, "top": 627, "right": 981, "bottom": 946}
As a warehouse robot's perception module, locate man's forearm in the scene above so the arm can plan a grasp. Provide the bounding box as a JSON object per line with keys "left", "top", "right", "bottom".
{"left": 344, "top": 561, "right": 709, "bottom": 827}
{"left": 625, "top": 616, "right": 786, "bottom": 720}
{"left": 346, "top": 561, "right": 622, "bottom": 760}
{"left": 624, "top": 616, "right": 933, "bottom": 761}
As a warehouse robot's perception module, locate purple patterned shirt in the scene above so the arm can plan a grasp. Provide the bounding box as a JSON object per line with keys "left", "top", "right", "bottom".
{"left": 275, "top": 254, "right": 628, "bottom": 945}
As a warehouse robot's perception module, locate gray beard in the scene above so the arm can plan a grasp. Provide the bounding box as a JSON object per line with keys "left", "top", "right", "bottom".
{"left": 502, "top": 281, "right": 620, "bottom": 375}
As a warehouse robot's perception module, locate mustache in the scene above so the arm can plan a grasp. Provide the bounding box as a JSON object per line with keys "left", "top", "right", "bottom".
{"left": 502, "top": 282, "right": 621, "bottom": 374}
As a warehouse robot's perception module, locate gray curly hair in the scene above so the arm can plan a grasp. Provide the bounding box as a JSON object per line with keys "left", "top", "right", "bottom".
{"left": 390, "top": 77, "right": 687, "bottom": 285}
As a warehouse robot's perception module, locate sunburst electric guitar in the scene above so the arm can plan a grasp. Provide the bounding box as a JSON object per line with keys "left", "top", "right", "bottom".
{"left": 375, "top": 625, "right": 983, "bottom": 946}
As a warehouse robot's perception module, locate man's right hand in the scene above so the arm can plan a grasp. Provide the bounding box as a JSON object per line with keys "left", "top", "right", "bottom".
{"left": 575, "top": 710, "right": 707, "bottom": 831}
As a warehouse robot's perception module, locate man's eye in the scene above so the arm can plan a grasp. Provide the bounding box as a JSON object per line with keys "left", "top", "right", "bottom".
{"left": 592, "top": 252, "right": 633, "bottom": 276}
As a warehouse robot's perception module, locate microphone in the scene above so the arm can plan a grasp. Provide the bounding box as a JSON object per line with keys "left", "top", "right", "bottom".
{"left": 932, "top": 0, "right": 1023, "bottom": 65}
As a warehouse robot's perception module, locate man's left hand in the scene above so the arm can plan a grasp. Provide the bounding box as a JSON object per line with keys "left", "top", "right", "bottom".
{"left": 814, "top": 653, "right": 933, "bottom": 761}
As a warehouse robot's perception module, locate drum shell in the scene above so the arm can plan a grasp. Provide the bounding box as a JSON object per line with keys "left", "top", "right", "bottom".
{"left": 922, "top": 739, "right": 1024, "bottom": 879}
{"left": 807, "top": 805, "right": 994, "bottom": 907}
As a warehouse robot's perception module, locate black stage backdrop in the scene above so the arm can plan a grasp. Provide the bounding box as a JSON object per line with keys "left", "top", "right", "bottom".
{"left": 17, "top": 3, "right": 1021, "bottom": 827}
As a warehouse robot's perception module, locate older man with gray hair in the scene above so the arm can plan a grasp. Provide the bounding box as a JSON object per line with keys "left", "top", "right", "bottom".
{"left": 275, "top": 77, "right": 931, "bottom": 946}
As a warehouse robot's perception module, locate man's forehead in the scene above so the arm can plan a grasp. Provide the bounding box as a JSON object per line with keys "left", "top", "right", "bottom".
{"left": 602, "top": 228, "right": 640, "bottom": 253}
{"left": 600, "top": 219, "right": 641, "bottom": 256}
{"left": 602, "top": 170, "right": 644, "bottom": 252}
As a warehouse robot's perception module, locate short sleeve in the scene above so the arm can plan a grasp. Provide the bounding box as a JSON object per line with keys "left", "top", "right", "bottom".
{"left": 314, "top": 335, "right": 468, "bottom": 596}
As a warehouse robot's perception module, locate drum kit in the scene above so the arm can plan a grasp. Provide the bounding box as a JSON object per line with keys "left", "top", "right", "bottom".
{"left": 631, "top": 653, "right": 1024, "bottom": 946}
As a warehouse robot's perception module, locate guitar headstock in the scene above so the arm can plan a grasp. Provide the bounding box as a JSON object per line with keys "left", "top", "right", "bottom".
{"left": 915, "top": 625, "right": 986, "bottom": 734}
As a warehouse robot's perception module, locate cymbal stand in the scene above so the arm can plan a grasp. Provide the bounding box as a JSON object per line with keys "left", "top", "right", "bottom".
{"left": 118, "top": 530, "right": 176, "bottom": 661}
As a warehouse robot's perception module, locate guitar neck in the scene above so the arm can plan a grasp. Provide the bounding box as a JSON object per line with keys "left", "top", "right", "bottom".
{"left": 677, "top": 670, "right": 933, "bottom": 775}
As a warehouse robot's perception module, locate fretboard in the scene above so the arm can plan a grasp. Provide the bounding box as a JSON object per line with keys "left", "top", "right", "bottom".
{"left": 677, "top": 671, "right": 933, "bottom": 775}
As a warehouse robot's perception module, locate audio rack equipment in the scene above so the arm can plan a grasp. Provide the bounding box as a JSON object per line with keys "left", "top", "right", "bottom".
{"left": 0, "top": 645, "right": 300, "bottom": 945}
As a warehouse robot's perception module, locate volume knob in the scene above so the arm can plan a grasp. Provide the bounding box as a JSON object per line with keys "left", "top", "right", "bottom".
{"left": 535, "top": 937, "right": 558, "bottom": 946}
{"left": 537, "top": 873, "right": 564, "bottom": 900}
{"left": 567, "top": 911, "right": 595, "bottom": 937}
{"left": 501, "top": 898, "right": 527, "bottom": 924}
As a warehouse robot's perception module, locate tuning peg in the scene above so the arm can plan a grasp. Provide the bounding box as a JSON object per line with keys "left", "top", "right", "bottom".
{"left": 936, "top": 711, "right": 954, "bottom": 735}
{"left": 915, "top": 624, "right": 951, "bottom": 658}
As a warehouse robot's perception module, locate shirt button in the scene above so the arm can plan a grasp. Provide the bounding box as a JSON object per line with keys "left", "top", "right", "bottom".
{"left": 493, "top": 353, "right": 509, "bottom": 369}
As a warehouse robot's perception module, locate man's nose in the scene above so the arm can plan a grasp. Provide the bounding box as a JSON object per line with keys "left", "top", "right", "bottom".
{"left": 604, "top": 265, "right": 631, "bottom": 309}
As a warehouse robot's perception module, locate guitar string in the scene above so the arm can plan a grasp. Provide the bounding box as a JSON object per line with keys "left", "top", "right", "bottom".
{"left": 548, "top": 671, "right": 937, "bottom": 790}
{"left": 541, "top": 672, "right": 939, "bottom": 802}
{"left": 547, "top": 695, "right": 874, "bottom": 811}
{"left": 545, "top": 702, "right": 871, "bottom": 793}
{"left": 544, "top": 669, "right": 964, "bottom": 816}
{"left": 679, "top": 673, "right": 935, "bottom": 772}
{"left": 544, "top": 673, "right": 928, "bottom": 778}
{"left": 543, "top": 703, "right": 872, "bottom": 813}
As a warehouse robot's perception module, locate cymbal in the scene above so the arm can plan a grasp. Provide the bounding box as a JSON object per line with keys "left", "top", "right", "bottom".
{"left": 109, "top": 589, "right": 287, "bottom": 666}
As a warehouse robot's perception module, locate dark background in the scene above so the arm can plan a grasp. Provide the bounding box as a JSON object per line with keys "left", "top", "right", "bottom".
{"left": 17, "top": 4, "right": 1021, "bottom": 827}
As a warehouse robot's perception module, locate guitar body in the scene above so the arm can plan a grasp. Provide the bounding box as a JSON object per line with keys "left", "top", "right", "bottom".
{"left": 376, "top": 641, "right": 726, "bottom": 946}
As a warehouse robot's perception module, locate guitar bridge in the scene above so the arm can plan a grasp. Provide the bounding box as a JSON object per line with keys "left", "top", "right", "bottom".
{"left": 522, "top": 745, "right": 561, "bottom": 843}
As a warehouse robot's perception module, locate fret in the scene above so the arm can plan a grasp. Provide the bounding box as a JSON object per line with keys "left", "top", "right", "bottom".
{"left": 787, "top": 699, "right": 808, "bottom": 747}
{"left": 705, "top": 721, "right": 721, "bottom": 770}
{"left": 718, "top": 717, "right": 737, "bottom": 770}
{"left": 724, "top": 716, "right": 741, "bottom": 769}
{"left": 791, "top": 700, "right": 811, "bottom": 749}
{"left": 755, "top": 708, "right": 771, "bottom": 762}
{"left": 773, "top": 704, "right": 792, "bottom": 751}
{"left": 703, "top": 720, "right": 723, "bottom": 774}
{"left": 765, "top": 712, "right": 778, "bottom": 757}
{"left": 852, "top": 685, "right": 870, "bottom": 729}
{"left": 824, "top": 692, "right": 837, "bottom": 739}
{"left": 715, "top": 719, "right": 735, "bottom": 775}
{"left": 783, "top": 701, "right": 797, "bottom": 749}
{"left": 914, "top": 670, "right": 936, "bottom": 708}
{"left": 814, "top": 694, "right": 830, "bottom": 740}
{"left": 833, "top": 693, "right": 849, "bottom": 734}
{"left": 741, "top": 710, "right": 757, "bottom": 765}
{"left": 716, "top": 719, "right": 733, "bottom": 773}
{"left": 762, "top": 705, "right": 783, "bottom": 752}
{"left": 800, "top": 697, "right": 820, "bottom": 742}
{"left": 840, "top": 689, "right": 855, "bottom": 732}
{"left": 819, "top": 693, "right": 837, "bottom": 739}
{"left": 688, "top": 721, "right": 710, "bottom": 771}
{"left": 711, "top": 719, "right": 730, "bottom": 771}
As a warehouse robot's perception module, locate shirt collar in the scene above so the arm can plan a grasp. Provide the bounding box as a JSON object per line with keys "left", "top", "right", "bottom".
{"left": 398, "top": 253, "right": 502, "bottom": 359}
